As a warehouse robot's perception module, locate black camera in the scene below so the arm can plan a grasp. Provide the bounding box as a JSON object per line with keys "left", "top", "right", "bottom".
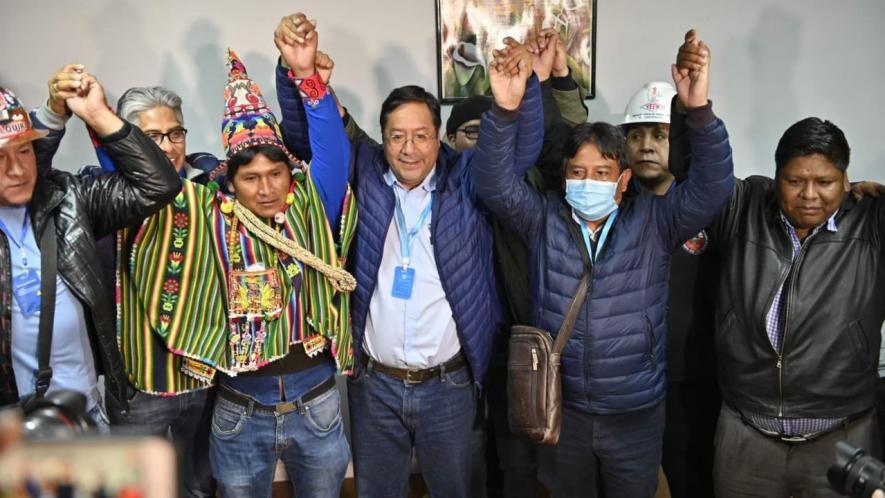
{"left": 21, "top": 390, "right": 95, "bottom": 440}
{"left": 828, "top": 440, "right": 885, "bottom": 497}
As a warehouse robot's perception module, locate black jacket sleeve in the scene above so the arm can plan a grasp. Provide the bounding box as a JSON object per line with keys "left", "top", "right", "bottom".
{"left": 76, "top": 122, "right": 181, "bottom": 237}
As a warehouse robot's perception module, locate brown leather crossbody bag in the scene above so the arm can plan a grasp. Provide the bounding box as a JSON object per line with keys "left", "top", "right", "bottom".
{"left": 507, "top": 270, "right": 590, "bottom": 445}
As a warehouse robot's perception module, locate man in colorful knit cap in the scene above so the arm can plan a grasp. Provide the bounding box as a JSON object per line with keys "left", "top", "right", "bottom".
{"left": 275, "top": 13, "right": 542, "bottom": 498}
{"left": 205, "top": 48, "right": 357, "bottom": 498}
{"left": 0, "top": 67, "right": 180, "bottom": 425}
{"left": 86, "top": 48, "right": 357, "bottom": 496}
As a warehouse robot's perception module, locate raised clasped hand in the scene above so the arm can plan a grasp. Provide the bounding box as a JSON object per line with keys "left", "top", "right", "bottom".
{"left": 490, "top": 37, "right": 532, "bottom": 111}
{"left": 671, "top": 28, "right": 710, "bottom": 108}
{"left": 275, "top": 12, "right": 318, "bottom": 78}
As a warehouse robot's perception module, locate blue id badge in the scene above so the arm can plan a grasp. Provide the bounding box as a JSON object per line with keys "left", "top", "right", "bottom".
{"left": 12, "top": 269, "right": 41, "bottom": 316}
{"left": 391, "top": 267, "right": 416, "bottom": 300}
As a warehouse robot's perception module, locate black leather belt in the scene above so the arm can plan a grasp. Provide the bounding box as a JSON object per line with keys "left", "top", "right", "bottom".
{"left": 738, "top": 405, "right": 871, "bottom": 444}
{"left": 363, "top": 353, "right": 467, "bottom": 384}
{"left": 218, "top": 376, "right": 336, "bottom": 415}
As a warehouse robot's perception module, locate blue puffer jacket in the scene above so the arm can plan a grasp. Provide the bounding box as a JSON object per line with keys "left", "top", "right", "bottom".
{"left": 472, "top": 104, "right": 733, "bottom": 413}
{"left": 276, "top": 65, "right": 545, "bottom": 383}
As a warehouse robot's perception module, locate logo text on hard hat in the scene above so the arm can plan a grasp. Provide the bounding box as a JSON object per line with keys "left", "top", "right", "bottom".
{"left": 641, "top": 103, "right": 663, "bottom": 111}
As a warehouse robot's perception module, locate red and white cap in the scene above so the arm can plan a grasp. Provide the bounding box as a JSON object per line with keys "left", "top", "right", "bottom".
{"left": 0, "top": 87, "right": 49, "bottom": 149}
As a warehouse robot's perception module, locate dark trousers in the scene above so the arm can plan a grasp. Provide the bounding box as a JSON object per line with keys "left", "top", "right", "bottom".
{"left": 876, "top": 377, "right": 885, "bottom": 452}
{"left": 547, "top": 402, "right": 665, "bottom": 498}
{"left": 662, "top": 377, "right": 720, "bottom": 498}
{"left": 107, "top": 387, "right": 216, "bottom": 498}
{"left": 471, "top": 392, "right": 489, "bottom": 498}
{"left": 483, "top": 350, "right": 542, "bottom": 498}
{"left": 488, "top": 393, "right": 542, "bottom": 498}
{"left": 714, "top": 402, "right": 881, "bottom": 498}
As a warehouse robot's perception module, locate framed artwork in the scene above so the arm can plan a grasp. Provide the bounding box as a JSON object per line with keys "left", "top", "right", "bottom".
{"left": 436, "top": 0, "right": 596, "bottom": 102}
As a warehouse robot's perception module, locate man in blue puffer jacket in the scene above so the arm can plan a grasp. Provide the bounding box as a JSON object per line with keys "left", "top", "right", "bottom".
{"left": 274, "top": 14, "right": 544, "bottom": 498}
{"left": 472, "top": 30, "right": 733, "bottom": 497}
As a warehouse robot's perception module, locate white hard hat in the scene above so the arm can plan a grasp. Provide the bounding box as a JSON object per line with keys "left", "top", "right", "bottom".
{"left": 621, "top": 81, "right": 677, "bottom": 125}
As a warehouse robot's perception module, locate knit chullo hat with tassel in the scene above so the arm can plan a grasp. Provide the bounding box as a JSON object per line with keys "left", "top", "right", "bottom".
{"left": 221, "top": 49, "right": 290, "bottom": 161}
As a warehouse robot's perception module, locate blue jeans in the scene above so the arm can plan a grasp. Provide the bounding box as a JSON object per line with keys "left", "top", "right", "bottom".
{"left": 545, "top": 402, "right": 665, "bottom": 498}
{"left": 209, "top": 384, "right": 349, "bottom": 498}
{"left": 348, "top": 361, "right": 476, "bottom": 498}
{"left": 107, "top": 387, "right": 215, "bottom": 498}
{"left": 88, "top": 403, "right": 110, "bottom": 434}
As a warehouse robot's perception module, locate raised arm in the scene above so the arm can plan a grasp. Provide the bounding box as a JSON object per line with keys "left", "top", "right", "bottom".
{"left": 30, "top": 107, "right": 65, "bottom": 173}
{"left": 656, "top": 30, "right": 733, "bottom": 249}
{"left": 65, "top": 72, "right": 180, "bottom": 236}
{"left": 552, "top": 72, "right": 589, "bottom": 129}
{"left": 497, "top": 37, "right": 544, "bottom": 178}
{"left": 528, "top": 28, "right": 577, "bottom": 191}
{"left": 471, "top": 40, "right": 545, "bottom": 243}
{"left": 275, "top": 12, "right": 350, "bottom": 226}
{"left": 330, "top": 85, "right": 376, "bottom": 146}
{"left": 277, "top": 45, "right": 375, "bottom": 168}
{"left": 30, "top": 64, "right": 86, "bottom": 172}
{"left": 543, "top": 28, "right": 588, "bottom": 129}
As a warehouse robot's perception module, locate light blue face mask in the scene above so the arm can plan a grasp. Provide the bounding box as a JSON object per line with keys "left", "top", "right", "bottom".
{"left": 565, "top": 175, "right": 621, "bottom": 221}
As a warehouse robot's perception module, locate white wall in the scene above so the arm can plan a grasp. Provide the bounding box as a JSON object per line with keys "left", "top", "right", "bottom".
{"left": 3, "top": 0, "right": 883, "bottom": 182}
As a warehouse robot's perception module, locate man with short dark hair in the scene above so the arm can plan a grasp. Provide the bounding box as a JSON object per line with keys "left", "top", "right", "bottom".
{"left": 440, "top": 32, "right": 589, "bottom": 496}
{"left": 705, "top": 116, "right": 885, "bottom": 497}
{"left": 472, "top": 30, "right": 733, "bottom": 497}
{"left": 275, "top": 13, "right": 544, "bottom": 498}
{"left": 0, "top": 67, "right": 180, "bottom": 422}
{"left": 666, "top": 36, "right": 885, "bottom": 498}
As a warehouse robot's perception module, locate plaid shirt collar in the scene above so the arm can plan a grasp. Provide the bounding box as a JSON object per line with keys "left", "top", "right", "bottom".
{"left": 778, "top": 210, "right": 839, "bottom": 252}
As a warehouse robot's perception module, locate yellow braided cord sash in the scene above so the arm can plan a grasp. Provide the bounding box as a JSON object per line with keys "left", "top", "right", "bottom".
{"left": 232, "top": 200, "right": 357, "bottom": 292}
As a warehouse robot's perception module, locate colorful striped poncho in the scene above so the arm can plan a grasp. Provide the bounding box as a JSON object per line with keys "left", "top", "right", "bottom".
{"left": 117, "top": 169, "right": 357, "bottom": 393}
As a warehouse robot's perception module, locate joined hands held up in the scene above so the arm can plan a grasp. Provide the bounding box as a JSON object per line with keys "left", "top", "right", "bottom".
{"left": 524, "top": 28, "right": 566, "bottom": 81}
{"left": 672, "top": 29, "right": 710, "bottom": 109}
{"left": 275, "top": 12, "right": 320, "bottom": 79}
{"left": 57, "top": 69, "right": 121, "bottom": 137}
{"left": 47, "top": 63, "right": 86, "bottom": 115}
{"left": 490, "top": 37, "right": 533, "bottom": 111}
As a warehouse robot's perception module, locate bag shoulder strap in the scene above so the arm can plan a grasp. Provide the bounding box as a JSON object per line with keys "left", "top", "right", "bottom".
{"left": 551, "top": 269, "right": 590, "bottom": 355}
{"left": 34, "top": 215, "right": 57, "bottom": 399}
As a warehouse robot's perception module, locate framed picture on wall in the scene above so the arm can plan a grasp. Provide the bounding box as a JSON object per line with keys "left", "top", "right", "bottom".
{"left": 436, "top": 0, "right": 597, "bottom": 102}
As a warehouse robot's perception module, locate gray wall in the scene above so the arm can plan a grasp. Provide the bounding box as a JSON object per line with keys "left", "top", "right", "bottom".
{"left": 3, "top": 0, "right": 883, "bottom": 182}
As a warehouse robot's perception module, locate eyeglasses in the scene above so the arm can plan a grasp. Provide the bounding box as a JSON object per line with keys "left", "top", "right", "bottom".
{"left": 456, "top": 125, "right": 480, "bottom": 140}
{"left": 146, "top": 128, "right": 187, "bottom": 145}
{"left": 385, "top": 131, "right": 436, "bottom": 148}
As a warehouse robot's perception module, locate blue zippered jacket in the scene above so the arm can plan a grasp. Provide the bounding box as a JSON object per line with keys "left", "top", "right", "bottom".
{"left": 276, "top": 65, "right": 545, "bottom": 383}
{"left": 472, "top": 103, "right": 733, "bottom": 412}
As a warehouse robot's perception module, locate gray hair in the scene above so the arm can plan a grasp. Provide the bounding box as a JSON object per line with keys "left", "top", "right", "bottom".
{"left": 116, "top": 86, "right": 184, "bottom": 127}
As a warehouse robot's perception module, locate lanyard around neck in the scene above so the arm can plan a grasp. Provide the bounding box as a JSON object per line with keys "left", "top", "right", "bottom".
{"left": 578, "top": 209, "right": 618, "bottom": 264}
{"left": 0, "top": 208, "right": 31, "bottom": 267}
{"left": 393, "top": 193, "right": 433, "bottom": 269}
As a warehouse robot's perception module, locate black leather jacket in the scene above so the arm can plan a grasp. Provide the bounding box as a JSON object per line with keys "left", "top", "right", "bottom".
{"left": 710, "top": 176, "right": 885, "bottom": 419}
{"left": 0, "top": 121, "right": 181, "bottom": 410}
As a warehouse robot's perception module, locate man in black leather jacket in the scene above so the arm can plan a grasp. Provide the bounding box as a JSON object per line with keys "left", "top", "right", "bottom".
{"left": 0, "top": 66, "right": 180, "bottom": 423}
{"left": 676, "top": 39, "right": 885, "bottom": 498}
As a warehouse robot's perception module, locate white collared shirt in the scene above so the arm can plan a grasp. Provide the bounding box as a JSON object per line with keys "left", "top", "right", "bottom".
{"left": 363, "top": 168, "right": 461, "bottom": 368}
